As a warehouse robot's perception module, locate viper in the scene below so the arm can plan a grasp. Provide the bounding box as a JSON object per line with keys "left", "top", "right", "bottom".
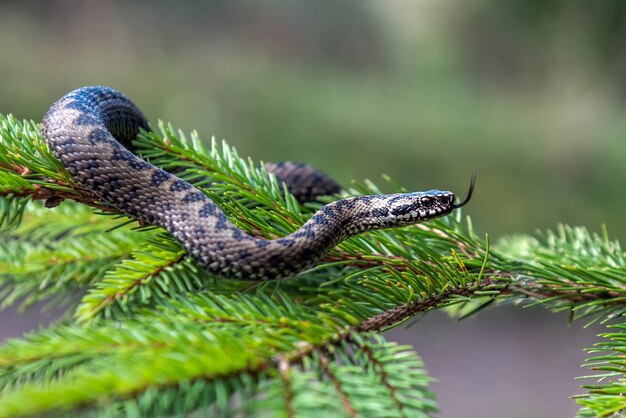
{"left": 42, "top": 86, "right": 474, "bottom": 280}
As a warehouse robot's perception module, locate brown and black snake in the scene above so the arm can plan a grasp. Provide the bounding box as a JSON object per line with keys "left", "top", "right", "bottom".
{"left": 41, "top": 86, "right": 474, "bottom": 280}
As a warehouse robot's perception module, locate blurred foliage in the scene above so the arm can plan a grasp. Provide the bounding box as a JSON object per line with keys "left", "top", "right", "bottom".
{"left": 1, "top": 0, "right": 625, "bottom": 241}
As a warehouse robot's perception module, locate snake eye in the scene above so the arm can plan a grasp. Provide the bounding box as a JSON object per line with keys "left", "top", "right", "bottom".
{"left": 420, "top": 196, "right": 433, "bottom": 207}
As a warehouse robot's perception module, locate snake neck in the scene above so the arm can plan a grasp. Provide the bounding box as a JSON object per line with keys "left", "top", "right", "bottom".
{"left": 182, "top": 195, "right": 433, "bottom": 280}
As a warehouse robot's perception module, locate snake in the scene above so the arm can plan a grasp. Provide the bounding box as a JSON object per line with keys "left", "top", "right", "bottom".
{"left": 41, "top": 86, "right": 474, "bottom": 280}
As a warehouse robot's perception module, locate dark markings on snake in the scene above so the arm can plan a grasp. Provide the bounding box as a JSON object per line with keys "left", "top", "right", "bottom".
{"left": 298, "top": 248, "right": 315, "bottom": 260}
{"left": 371, "top": 208, "right": 389, "bottom": 218}
{"left": 41, "top": 86, "right": 473, "bottom": 280}
{"left": 292, "top": 228, "right": 315, "bottom": 239}
{"left": 198, "top": 203, "right": 217, "bottom": 218}
{"left": 255, "top": 240, "right": 270, "bottom": 249}
{"left": 111, "top": 150, "right": 133, "bottom": 162}
{"left": 63, "top": 100, "right": 89, "bottom": 113}
{"left": 280, "top": 238, "right": 295, "bottom": 248}
{"left": 152, "top": 170, "right": 171, "bottom": 186}
{"left": 128, "top": 158, "right": 151, "bottom": 171}
{"left": 171, "top": 180, "right": 192, "bottom": 192}
{"left": 127, "top": 186, "right": 141, "bottom": 199}
{"left": 89, "top": 128, "right": 110, "bottom": 142}
{"left": 78, "top": 159, "right": 100, "bottom": 172}
{"left": 231, "top": 228, "right": 243, "bottom": 240}
{"left": 181, "top": 192, "right": 206, "bottom": 203}
{"left": 57, "top": 137, "right": 76, "bottom": 146}
{"left": 107, "top": 176, "right": 121, "bottom": 189}
{"left": 75, "top": 114, "right": 98, "bottom": 126}
{"left": 211, "top": 213, "right": 229, "bottom": 231}
{"left": 268, "top": 254, "right": 284, "bottom": 267}
{"left": 311, "top": 213, "right": 330, "bottom": 226}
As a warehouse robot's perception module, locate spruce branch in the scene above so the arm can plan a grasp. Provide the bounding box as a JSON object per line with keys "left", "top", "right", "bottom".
{"left": 0, "top": 297, "right": 434, "bottom": 417}
{"left": 0, "top": 115, "right": 115, "bottom": 217}
{"left": 2, "top": 113, "right": 626, "bottom": 416}
{"left": 0, "top": 201, "right": 156, "bottom": 312}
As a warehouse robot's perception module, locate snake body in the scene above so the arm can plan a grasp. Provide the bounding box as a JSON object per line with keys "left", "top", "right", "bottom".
{"left": 42, "top": 86, "right": 472, "bottom": 280}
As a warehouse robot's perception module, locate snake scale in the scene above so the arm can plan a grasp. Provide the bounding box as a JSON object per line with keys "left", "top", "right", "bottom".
{"left": 41, "top": 86, "right": 474, "bottom": 280}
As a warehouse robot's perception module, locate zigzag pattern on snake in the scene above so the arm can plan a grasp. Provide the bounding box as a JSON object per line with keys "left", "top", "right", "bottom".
{"left": 41, "top": 86, "right": 474, "bottom": 280}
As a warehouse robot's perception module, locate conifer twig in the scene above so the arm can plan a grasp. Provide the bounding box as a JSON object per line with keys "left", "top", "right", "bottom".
{"left": 2, "top": 114, "right": 626, "bottom": 417}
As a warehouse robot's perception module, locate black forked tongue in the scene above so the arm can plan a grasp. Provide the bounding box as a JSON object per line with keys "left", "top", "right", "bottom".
{"left": 453, "top": 174, "right": 476, "bottom": 209}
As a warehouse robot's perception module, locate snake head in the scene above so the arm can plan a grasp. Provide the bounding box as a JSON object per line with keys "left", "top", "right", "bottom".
{"left": 361, "top": 175, "right": 476, "bottom": 230}
{"left": 384, "top": 190, "right": 457, "bottom": 225}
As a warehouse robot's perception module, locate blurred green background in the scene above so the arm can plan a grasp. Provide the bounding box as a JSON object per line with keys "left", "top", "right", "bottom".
{"left": 2, "top": 0, "right": 626, "bottom": 240}
{"left": 1, "top": 1, "right": 625, "bottom": 417}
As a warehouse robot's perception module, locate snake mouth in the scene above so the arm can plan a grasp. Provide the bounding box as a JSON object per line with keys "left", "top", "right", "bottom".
{"left": 452, "top": 174, "right": 476, "bottom": 209}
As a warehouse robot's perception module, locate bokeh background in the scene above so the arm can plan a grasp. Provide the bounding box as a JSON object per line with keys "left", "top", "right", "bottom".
{"left": 1, "top": 1, "right": 625, "bottom": 416}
